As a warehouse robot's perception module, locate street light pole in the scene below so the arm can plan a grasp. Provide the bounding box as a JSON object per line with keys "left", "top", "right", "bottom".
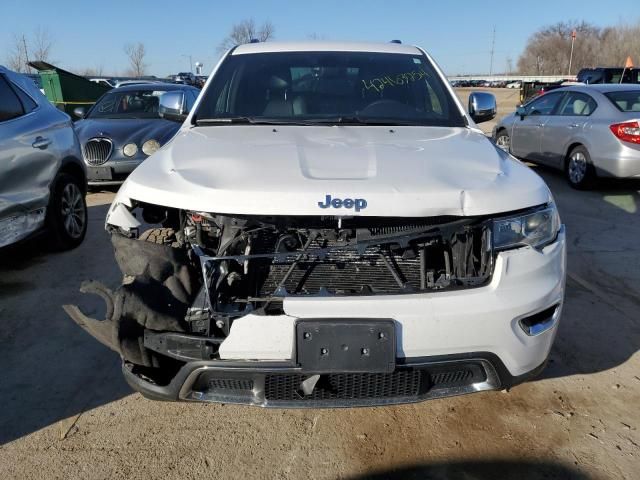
{"left": 489, "top": 26, "right": 496, "bottom": 76}
{"left": 181, "top": 54, "right": 193, "bottom": 73}
{"left": 568, "top": 30, "right": 576, "bottom": 76}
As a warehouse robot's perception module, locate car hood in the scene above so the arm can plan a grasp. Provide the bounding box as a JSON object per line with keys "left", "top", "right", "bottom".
{"left": 114, "top": 125, "right": 551, "bottom": 217}
{"left": 74, "top": 118, "right": 179, "bottom": 146}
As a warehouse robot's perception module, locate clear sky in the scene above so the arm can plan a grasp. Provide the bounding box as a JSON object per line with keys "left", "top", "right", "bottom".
{"left": 2, "top": 0, "right": 637, "bottom": 77}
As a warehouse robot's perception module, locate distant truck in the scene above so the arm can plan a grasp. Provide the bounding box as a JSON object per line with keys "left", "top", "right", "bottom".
{"left": 519, "top": 81, "right": 567, "bottom": 104}
{"left": 576, "top": 67, "right": 640, "bottom": 84}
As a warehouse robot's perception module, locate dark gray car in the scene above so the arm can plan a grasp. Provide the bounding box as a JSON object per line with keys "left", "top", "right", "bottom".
{"left": 0, "top": 66, "right": 87, "bottom": 249}
{"left": 73, "top": 83, "right": 199, "bottom": 186}
{"left": 493, "top": 84, "right": 640, "bottom": 188}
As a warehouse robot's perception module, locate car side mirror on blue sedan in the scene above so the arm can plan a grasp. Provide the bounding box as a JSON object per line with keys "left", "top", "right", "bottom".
{"left": 516, "top": 105, "right": 527, "bottom": 119}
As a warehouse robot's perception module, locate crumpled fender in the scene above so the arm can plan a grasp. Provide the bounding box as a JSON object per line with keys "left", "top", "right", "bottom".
{"left": 64, "top": 233, "right": 200, "bottom": 366}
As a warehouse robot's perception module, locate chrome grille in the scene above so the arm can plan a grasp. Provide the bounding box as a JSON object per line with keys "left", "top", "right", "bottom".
{"left": 83, "top": 138, "right": 113, "bottom": 166}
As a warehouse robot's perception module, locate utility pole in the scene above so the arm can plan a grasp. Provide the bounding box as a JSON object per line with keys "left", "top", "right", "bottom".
{"left": 568, "top": 30, "right": 576, "bottom": 76}
{"left": 22, "top": 35, "right": 31, "bottom": 73}
{"left": 489, "top": 26, "right": 496, "bottom": 76}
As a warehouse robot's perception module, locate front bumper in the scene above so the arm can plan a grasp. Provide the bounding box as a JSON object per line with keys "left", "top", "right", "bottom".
{"left": 123, "top": 227, "right": 566, "bottom": 406}
{"left": 123, "top": 352, "right": 548, "bottom": 407}
{"left": 86, "top": 158, "right": 143, "bottom": 185}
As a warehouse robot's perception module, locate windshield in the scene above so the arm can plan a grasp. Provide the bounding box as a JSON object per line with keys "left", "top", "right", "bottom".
{"left": 87, "top": 89, "right": 170, "bottom": 119}
{"left": 604, "top": 90, "right": 640, "bottom": 112}
{"left": 194, "top": 51, "right": 465, "bottom": 127}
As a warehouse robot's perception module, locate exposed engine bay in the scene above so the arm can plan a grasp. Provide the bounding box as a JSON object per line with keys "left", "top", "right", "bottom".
{"left": 65, "top": 201, "right": 494, "bottom": 383}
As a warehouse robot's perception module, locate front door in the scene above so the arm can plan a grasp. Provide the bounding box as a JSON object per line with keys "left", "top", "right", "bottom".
{"left": 510, "top": 92, "right": 564, "bottom": 162}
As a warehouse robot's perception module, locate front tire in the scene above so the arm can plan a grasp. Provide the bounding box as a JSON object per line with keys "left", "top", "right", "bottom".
{"left": 46, "top": 172, "right": 88, "bottom": 250}
{"left": 565, "top": 146, "right": 595, "bottom": 189}
{"left": 495, "top": 130, "right": 511, "bottom": 153}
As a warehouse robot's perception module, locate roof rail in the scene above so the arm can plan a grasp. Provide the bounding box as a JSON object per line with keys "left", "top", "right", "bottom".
{"left": 390, "top": 39, "right": 402, "bottom": 44}
{"left": 249, "top": 38, "right": 261, "bottom": 44}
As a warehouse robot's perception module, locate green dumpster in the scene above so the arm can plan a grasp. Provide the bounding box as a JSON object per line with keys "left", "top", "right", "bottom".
{"left": 28, "top": 61, "right": 110, "bottom": 115}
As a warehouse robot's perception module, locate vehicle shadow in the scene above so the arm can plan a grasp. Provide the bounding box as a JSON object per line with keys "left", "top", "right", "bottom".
{"left": 345, "top": 460, "right": 590, "bottom": 480}
{"left": 0, "top": 203, "right": 130, "bottom": 445}
{"left": 527, "top": 165, "right": 640, "bottom": 382}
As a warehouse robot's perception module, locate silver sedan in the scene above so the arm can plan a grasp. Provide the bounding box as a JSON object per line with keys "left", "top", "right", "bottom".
{"left": 493, "top": 84, "right": 640, "bottom": 188}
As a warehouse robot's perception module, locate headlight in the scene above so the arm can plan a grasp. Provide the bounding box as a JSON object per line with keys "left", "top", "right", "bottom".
{"left": 493, "top": 204, "right": 561, "bottom": 250}
{"left": 142, "top": 139, "right": 160, "bottom": 156}
{"left": 123, "top": 143, "right": 138, "bottom": 157}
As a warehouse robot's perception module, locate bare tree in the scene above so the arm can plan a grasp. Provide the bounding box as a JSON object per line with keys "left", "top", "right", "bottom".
{"left": 218, "top": 19, "right": 275, "bottom": 52}
{"left": 517, "top": 21, "right": 601, "bottom": 75}
{"left": 506, "top": 56, "right": 514, "bottom": 75}
{"left": 32, "top": 26, "right": 54, "bottom": 62}
{"left": 516, "top": 20, "right": 640, "bottom": 75}
{"left": 598, "top": 22, "right": 640, "bottom": 67}
{"left": 124, "top": 42, "right": 147, "bottom": 77}
{"left": 6, "top": 34, "right": 30, "bottom": 73}
{"left": 80, "top": 65, "right": 105, "bottom": 77}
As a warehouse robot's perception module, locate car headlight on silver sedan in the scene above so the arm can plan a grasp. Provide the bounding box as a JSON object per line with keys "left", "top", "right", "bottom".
{"left": 123, "top": 143, "right": 138, "bottom": 157}
{"left": 142, "top": 139, "right": 160, "bottom": 156}
{"left": 493, "top": 204, "right": 561, "bottom": 251}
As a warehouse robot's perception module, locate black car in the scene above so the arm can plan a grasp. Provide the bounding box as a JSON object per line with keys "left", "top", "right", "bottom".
{"left": 577, "top": 67, "right": 640, "bottom": 84}
{"left": 73, "top": 83, "right": 199, "bottom": 186}
{"left": 174, "top": 72, "right": 195, "bottom": 85}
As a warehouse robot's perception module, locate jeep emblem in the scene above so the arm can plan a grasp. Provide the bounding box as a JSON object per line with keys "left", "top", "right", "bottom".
{"left": 318, "top": 194, "right": 367, "bottom": 212}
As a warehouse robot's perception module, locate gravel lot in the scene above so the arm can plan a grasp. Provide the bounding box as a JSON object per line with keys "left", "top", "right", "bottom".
{"left": 0, "top": 90, "right": 639, "bottom": 479}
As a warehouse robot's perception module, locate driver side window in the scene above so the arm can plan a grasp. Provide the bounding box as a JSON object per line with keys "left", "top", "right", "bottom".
{"left": 525, "top": 92, "right": 562, "bottom": 116}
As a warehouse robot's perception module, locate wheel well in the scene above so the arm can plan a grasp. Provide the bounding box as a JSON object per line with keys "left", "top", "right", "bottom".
{"left": 564, "top": 143, "right": 584, "bottom": 166}
{"left": 58, "top": 159, "right": 87, "bottom": 194}
{"left": 495, "top": 127, "right": 507, "bottom": 136}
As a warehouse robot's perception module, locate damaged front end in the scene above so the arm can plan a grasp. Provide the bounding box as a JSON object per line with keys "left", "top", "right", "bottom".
{"left": 66, "top": 201, "right": 497, "bottom": 404}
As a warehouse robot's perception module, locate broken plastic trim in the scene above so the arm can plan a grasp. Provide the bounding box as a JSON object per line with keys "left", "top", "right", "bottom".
{"left": 64, "top": 234, "right": 201, "bottom": 366}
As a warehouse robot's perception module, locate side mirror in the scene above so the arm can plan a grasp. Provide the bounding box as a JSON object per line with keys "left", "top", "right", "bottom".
{"left": 73, "top": 107, "right": 86, "bottom": 119}
{"left": 159, "top": 91, "right": 187, "bottom": 122}
{"left": 515, "top": 105, "right": 527, "bottom": 119}
{"left": 468, "top": 92, "right": 497, "bottom": 123}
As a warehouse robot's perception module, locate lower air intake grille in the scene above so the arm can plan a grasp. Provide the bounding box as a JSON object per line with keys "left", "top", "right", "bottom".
{"left": 83, "top": 138, "right": 113, "bottom": 166}
{"left": 208, "top": 378, "right": 254, "bottom": 391}
{"left": 430, "top": 369, "right": 475, "bottom": 386}
{"left": 264, "top": 370, "right": 422, "bottom": 401}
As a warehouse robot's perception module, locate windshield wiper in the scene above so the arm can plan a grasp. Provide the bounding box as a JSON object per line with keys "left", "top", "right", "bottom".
{"left": 195, "top": 116, "right": 318, "bottom": 126}
{"left": 314, "top": 116, "right": 426, "bottom": 126}
{"left": 194, "top": 116, "right": 428, "bottom": 127}
{"left": 195, "top": 116, "right": 256, "bottom": 125}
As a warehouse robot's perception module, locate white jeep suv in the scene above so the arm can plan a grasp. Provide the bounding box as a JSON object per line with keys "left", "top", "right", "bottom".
{"left": 66, "top": 41, "right": 566, "bottom": 407}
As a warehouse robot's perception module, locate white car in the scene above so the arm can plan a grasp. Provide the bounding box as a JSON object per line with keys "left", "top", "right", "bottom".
{"left": 66, "top": 41, "right": 566, "bottom": 407}
{"left": 507, "top": 82, "right": 521, "bottom": 89}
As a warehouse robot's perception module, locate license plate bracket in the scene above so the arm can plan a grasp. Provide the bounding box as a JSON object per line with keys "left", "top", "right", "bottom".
{"left": 87, "top": 166, "right": 113, "bottom": 180}
{"left": 295, "top": 319, "right": 396, "bottom": 373}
